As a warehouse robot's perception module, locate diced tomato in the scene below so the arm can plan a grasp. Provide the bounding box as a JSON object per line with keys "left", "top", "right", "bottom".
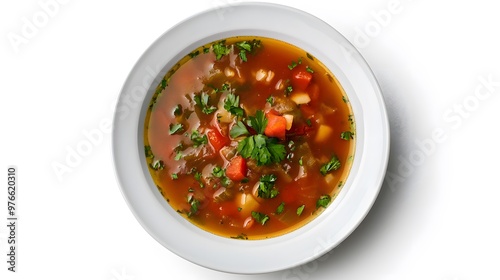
{"left": 226, "top": 156, "right": 247, "bottom": 181}
{"left": 291, "top": 69, "right": 312, "bottom": 91}
{"left": 207, "top": 128, "right": 229, "bottom": 153}
{"left": 264, "top": 112, "right": 287, "bottom": 140}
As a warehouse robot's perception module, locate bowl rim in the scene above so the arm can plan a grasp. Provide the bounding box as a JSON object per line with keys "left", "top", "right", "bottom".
{"left": 112, "top": 2, "right": 390, "bottom": 274}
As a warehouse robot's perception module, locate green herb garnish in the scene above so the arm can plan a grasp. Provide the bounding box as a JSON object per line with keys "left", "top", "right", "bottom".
{"left": 340, "top": 131, "right": 355, "bottom": 140}
{"left": 297, "top": 205, "right": 305, "bottom": 216}
{"left": 276, "top": 202, "right": 285, "bottom": 214}
{"left": 320, "top": 155, "right": 341, "bottom": 176}
{"left": 229, "top": 121, "right": 250, "bottom": 138}
{"left": 257, "top": 174, "right": 279, "bottom": 199}
{"left": 169, "top": 123, "right": 184, "bottom": 135}
{"left": 194, "top": 92, "right": 217, "bottom": 114}
{"left": 212, "top": 41, "right": 230, "bottom": 60}
{"left": 251, "top": 211, "right": 270, "bottom": 225}
{"left": 224, "top": 93, "right": 244, "bottom": 117}
{"left": 190, "top": 131, "right": 208, "bottom": 147}
{"left": 237, "top": 134, "right": 286, "bottom": 166}
{"left": 316, "top": 195, "right": 331, "bottom": 208}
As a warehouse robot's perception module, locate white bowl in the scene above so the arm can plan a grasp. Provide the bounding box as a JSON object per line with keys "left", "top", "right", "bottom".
{"left": 112, "top": 2, "right": 389, "bottom": 274}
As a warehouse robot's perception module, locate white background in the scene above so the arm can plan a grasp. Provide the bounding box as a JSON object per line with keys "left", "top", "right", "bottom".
{"left": 1, "top": 0, "right": 500, "bottom": 279}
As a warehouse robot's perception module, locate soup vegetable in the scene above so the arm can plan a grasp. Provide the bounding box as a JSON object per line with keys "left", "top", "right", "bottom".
{"left": 144, "top": 36, "right": 355, "bottom": 239}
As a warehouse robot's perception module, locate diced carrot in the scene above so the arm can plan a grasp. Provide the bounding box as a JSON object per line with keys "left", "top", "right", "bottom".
{"left": 291, "top": 69, "right": 313, "bottom": 91}
{"left": 226, "top": 156, "right": 247, "bottom": 181}
{"left": 264, "top": 112, "right": 287, "bottom": 140}
{"left": 207, "top": 128, "right": 229, "bottom": 153}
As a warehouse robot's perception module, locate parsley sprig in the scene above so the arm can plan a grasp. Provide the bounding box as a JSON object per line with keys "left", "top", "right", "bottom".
{"left": 229, "top": 110, "right": 286, "bottom": 166}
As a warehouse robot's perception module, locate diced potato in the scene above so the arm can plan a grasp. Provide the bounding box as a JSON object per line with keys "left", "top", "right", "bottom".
{"left": 236, "top": 193, "right": 260, "bottom": 216}
{"left": 324, "top": 173, "right": 335, "bottom": 185}
{"left": 283, "top": 114, "right": 294, "bottom": 130}
{"left": 290, "top": 92, "right": 311, "bottom": 105}
{"left": 315, "top": 124, "right": 333, "bottom": 143}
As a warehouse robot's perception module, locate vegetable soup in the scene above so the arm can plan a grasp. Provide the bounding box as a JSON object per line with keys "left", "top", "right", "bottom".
{"left": 144, "top": 36, "right": 355, "bottom": 239}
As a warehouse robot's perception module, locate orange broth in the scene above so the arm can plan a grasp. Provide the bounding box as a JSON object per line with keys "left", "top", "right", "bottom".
{"left": 144, "top": 36, "right": 355, "bottom": 239}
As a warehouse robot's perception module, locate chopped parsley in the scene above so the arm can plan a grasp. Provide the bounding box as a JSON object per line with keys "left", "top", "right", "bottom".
{"left": 257, "top": 174, "right": 279, "bottom": 199}
{"left": 296, "top": 205, "right": 305, "bottom": 216}
{"left": 189, "top": 50, "right": 200, "bottom": 58}
{"left": 174, "top": 150, "right": 183, "bottom": 161}
{"left": 340, "top": 131, "right": 355, "bottom": 140}
{"left": 276, "top": 202, "right": 285, "bottom": 214}
{"left": 194, "top": 92, "right": 217, "bottom": 114}
{"left": 235, "top": 40, "right": 261, "bottom": 62}
{"left": 144, "top": 145, "right": 154, "bottom": 159}
{"left": 224, "top": 93, "right": 244, "bottom": 117}
{"left": 190, "top": 131, "right": 208, "bottom": 147}
{"left": 212, "top": 166, "right": 225, "bottom": 178}
{"left": 150, "top": 159, "right": 164, "bottom": 170}
{"left": 187, "top": 197, "right": 200, "bottom": 217}
{"left": 212, "top": 41, "right": 230, "bottom": 60}
{"left": 316, "top": 195, "right": 331, "bottom": 208}
{"left": 169, "top": 123, "right": 184, "bottom": 135}
{"left": 320, "top": 155, "right": 341, "bottom": 176}
{"left": 171, "top": 173, "right": 178, "bottom": 180}
{"left": 251, "top": 211, "right": 270, "bottom": 225}
{"left": 306, "top": 65, "right": 314, "bottom": 73}
{"left": 266, "top": 95, "right": 274, "bottom": 105}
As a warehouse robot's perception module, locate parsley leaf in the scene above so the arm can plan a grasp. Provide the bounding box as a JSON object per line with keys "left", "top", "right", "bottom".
{"left": 320, "top": 155, "right": 341, "bottom": 176}
{"left": 224, "top": 93, "right": 244, "bottom": 117}
{"left": 188, "top": 197, "right": 200, "bottom": 217}
{"left": 249, "top": 110, "right": 267, "bottom": 134}
{"left": 237, "top": 135, "right": 285, "bottom": 166}
{"left": 297, "top": 205, "right": 305, "bottom": 216}
{"left": 191, "top": 131, "right": 208, "bottom": 147}
{"left": 212, "top": 41, "right": 230, "bottom": 60}
{"left": 340, "top": 131, "right": 355, "bottom": 140}
{"left": 251, "top": 211, "right": 270, "bottom": 225}
{"left": 257, "top": 174, "right": 279, "bottom": 199}
{"left": 169, "top": 123, "right": 184, "bottom": 135}
{"left": 194, "top": 92, "right": 217, "bottom": 114}
{"left": 276, "top": 202, "right": 285, "bottom": 214}
{"left": 316, "top": 195, "right": 331, "bottom": 208}
{"left": 229, "top": 121, "right": 250, "bottom": 138}
{"left": 266, "top": 137, "right": 286, "bottom": 163}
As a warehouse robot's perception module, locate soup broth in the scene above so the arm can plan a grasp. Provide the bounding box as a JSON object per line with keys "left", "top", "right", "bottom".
{"left": 144, "top": 36, "right": 355, "bottom": 239}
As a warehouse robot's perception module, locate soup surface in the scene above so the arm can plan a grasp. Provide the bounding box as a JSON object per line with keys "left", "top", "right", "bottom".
{"left": 144, "top": 36, "right": 355, "bottom": 239}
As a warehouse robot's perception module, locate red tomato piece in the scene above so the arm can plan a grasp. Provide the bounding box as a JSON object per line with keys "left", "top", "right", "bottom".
{"left": 226, "top": 156, "right": 247, "bottom": 181}
{"left": 291, "top": 69, "right": 312, "bottom": 91}
{"left": 207, "top": 128, "right": 229, "bottom": 153}
{"left": 264, "top": 112, "right": 287, "bottom": 140}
